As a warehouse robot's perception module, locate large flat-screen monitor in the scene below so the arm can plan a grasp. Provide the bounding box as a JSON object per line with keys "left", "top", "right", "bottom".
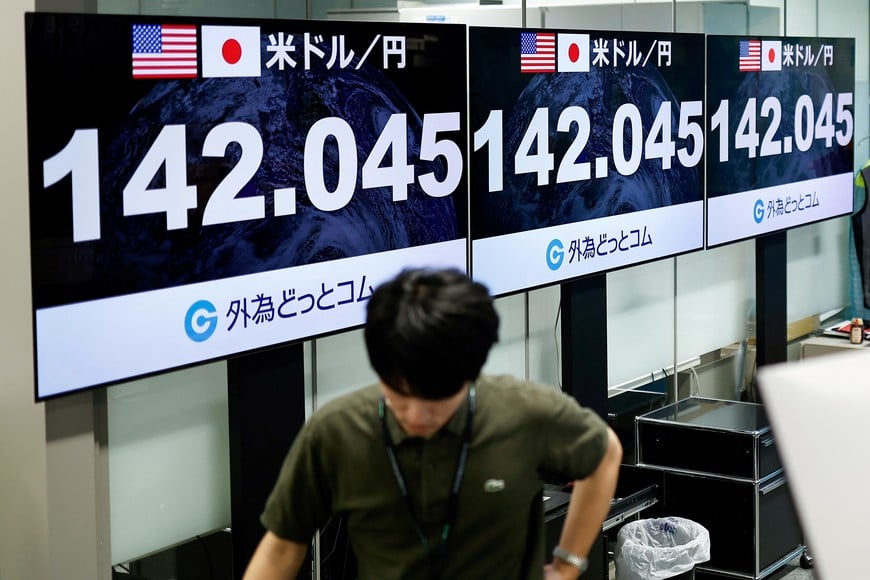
{"left": 25, "top": 13, "right": 468, "bottom": 399}
{"left": 705, "top": 35, "right": 855, "bottom": 247}
{"left": 469, "top": 27, "right": 705, "bottom": 296}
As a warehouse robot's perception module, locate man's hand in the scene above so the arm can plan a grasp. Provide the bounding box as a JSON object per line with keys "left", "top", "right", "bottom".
{"left": 545, "top": 427, "right": 623, "bottom": 580}
{"left": 543, "top": 562, "right": 581, "bottom": 579}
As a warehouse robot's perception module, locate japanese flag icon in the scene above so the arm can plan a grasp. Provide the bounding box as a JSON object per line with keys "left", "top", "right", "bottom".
{"left": 761, "top": 40, "right": 782, "bottom": 71}
{"left": 558, "top": 33, "right": 590, "bottom": 72}
{"left": 202, "top": 25, "right": 261, "bottom": 78}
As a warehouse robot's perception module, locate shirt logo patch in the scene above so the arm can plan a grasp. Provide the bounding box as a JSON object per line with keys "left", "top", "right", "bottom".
{"left": 484, "top": 479, "right": 506, "bottom": 493}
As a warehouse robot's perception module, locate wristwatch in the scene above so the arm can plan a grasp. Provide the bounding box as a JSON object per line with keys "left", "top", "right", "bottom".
{"left": 553, "top": 546, "right": 589, "bottom": 573}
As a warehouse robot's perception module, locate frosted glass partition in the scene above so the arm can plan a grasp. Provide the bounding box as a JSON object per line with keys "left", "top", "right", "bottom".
{"left": 311, "top": 293, "right": 535, "bottom": 411}
{"left": 97, "top": 0, "right": 138, "bottom": 14}
{"left": 540, "top": 4, "right": 624, "bottom": 30}
{"left": 786, "top": 0, "right": 869, "bottom": 325}
{"left": 787, "top": 219, "right": 851, "bottom": 323}
{"left": 484, "top": 293, "right": 531, "bottom": 379}
{"left": 311, "top": 288, "right": 564, "bottom": 413}
{"left": 98, "top": 1, "right": 306, "bottom": 20}
{"left": 675, "top": 242, "right": 756, "bottom": 362}
{"left": 139, "top": 0, "right": 277, "bottom": 17}
{"left": 107, "top": 362, "right": 230, "bottom": 564}
{"left": 99, "top": 0, "right": 275, "bottom": 17}
{"left": 312, "top": 329, "right": 378, "bottom": 411}
{"left": 856, "top": 81, "right": 870, "bottom": 170}
{"left": 398, "top": 5, "right": 536, "bottom": 25}
{"left": 528, "top": 285, "right": 562, "bottom": 387}
{"left": 606, "top": 259, "right": 676, "bottom": 388}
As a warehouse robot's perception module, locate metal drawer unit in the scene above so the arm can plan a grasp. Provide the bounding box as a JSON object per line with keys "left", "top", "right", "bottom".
{"left": 636, "top": 397, "right": 804, "bottom": 579}
{"left": 545, "top": 484, "right": 659, "bottom": 579}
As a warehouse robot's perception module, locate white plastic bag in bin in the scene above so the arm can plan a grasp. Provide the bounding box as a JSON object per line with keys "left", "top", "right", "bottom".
{"left": 615, "top": 517, "right": 711, "bottom": 579}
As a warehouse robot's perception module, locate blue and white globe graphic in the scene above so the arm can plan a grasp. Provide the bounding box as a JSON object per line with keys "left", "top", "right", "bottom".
{"left": 96, "top": 47, "right": 458, "bottom": 294}
{"left": 729, "top": 68, "right": 850, "bottom": 195}
{"left": 479, "top": 66, "right": 700, "bottom": 236}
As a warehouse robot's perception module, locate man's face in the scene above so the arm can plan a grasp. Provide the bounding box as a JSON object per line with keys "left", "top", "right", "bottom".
{"left": 380, "top": 381, "right": 469, "bottom": 439}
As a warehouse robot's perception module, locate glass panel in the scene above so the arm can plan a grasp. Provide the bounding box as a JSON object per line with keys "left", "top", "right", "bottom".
{"left": 676, "top": 243, "right": 756, "bottom": 362}
{"left": 785, "top": 0, "right": 816, "bottom": 35}
{"left": 672, "top": 0, "right": 758, "bottom": 404}
{"left": 107, "top": 363, "right": 230, "bottom": 565}
{"left": 310, "top": 0, "right": 365, "bottom": 21}
{"left": 312, "top": 329, "right": 378, "bottom": 411}
{"left": 787, "top": 219, "right": 850, "bottom": 323}
{"left": 97, "top": 0, "right": 138, "bottom": 14}
{"left": 528, "top": 285, "right": 562, "bottom": 387}
{"left": 485, "top": 293, "right": 530, "bottom": 379}
{"left": 787, "top": 0, "right": 868, "bottom": 330}
{"left": 137, "top": 0, "right": 276, "bottom": 18}
{"left": 608, "top": 260, "right": 676, "bottom": 389}
{"left": 275, "top": 1, "right": 307, "bottom": 20}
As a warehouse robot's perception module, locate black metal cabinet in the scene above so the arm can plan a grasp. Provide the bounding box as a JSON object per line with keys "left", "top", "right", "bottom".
{"left": 636, "top": 397, "right": 804, "bottom": 579}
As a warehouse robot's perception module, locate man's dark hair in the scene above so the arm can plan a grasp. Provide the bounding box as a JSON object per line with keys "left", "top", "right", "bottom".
{"left": 364, "top": 268, "right": 499, "bottom": 400}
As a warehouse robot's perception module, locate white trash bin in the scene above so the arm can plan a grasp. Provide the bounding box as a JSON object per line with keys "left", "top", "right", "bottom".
{"left": 615, "top": 517, "right": 711, "bottom": 580}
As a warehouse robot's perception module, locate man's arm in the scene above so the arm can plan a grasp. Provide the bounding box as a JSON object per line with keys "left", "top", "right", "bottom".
{"left": 545, "top": 426, "right": 623, "bottom": 579}
{"left": 243, "top": 531, "right": 309, "bottom": 580}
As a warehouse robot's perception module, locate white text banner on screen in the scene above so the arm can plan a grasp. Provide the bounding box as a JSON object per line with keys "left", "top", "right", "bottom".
{"left": 472, "top": 201, "right": 702, "bottom": 296}
{"left": 706, "top": 172, "right": 853, "bottom": 246}
{"left": 36, "top": 240, "right": 465, "bottom": 398}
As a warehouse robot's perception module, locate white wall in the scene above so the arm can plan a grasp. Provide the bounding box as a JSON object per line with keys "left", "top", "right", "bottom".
{"left": 0, "top": 2, "right": 49, "bottom": 580}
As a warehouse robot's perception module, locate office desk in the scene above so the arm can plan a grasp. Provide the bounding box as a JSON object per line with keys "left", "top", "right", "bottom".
{"left": 800, "top": 334, "right": 870, "bottom": 359}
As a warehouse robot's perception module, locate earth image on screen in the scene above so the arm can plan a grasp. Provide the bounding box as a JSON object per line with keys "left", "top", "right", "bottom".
{"left": 96, "top": 37, "right": 459, "bottom": 295}
{"left": 478, "top": 65, "right": 700, "bottom": 237}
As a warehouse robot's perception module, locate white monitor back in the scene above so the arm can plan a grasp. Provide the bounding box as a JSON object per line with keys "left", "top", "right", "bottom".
{"left": 757, "top": 350, "right": 870, "bottom": 580}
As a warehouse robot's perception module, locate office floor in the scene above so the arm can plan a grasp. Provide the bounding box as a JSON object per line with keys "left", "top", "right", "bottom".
{"left": 769, "top": 555, "right": 815, "bottom": 579}
{"left": 607, "top": 554, "right": 815, "bottom": 579}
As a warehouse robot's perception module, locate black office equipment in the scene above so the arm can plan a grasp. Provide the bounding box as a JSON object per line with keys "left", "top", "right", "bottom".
{"left": 636, "top": 397, "right": 804, "bottom": 579}
{"left": 544, "top": 481, "right": 659, "bottom": 579}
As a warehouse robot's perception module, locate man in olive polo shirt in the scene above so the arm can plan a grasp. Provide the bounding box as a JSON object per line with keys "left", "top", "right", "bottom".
{"left": 244, "top": 268, "right": 622, "bottom": 579}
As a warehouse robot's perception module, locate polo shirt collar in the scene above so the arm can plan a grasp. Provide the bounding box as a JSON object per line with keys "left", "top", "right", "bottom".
{"left": 383, "top": 391, "right": 470, "bottom": 445}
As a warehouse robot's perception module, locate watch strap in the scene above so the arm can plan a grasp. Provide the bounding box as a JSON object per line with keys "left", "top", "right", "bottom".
{"left": 552, "top": 545, "right": 589, "bottom": 573}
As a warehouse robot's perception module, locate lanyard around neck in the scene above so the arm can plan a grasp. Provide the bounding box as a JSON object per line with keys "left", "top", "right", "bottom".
{"left": 378, "top": 384, "right": 476, "bottom": 559}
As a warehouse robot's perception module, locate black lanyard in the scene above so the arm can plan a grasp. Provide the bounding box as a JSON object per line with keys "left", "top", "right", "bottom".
{"left": 378, "top": 385, "right": 476, "bottom": 565}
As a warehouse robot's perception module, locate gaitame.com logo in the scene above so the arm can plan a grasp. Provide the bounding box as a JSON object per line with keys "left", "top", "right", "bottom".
{"left": 754, "top": 199, "right": 765, "bottom": 224}
{"left": 185, "top": 300, "right": 218, "bottom": 342}
{"left": 546, "top": 239, "right": 565, "bottom": 271}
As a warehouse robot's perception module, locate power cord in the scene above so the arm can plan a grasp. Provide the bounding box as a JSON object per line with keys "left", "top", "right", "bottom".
{"left": 740, "top": 357, "right": 759, "bottom": 402}
{"left": 688, "top": 366, "right": 701, "bottom": 396}
{"left": 319, "top": 516, "right": 344, "bottom": 565}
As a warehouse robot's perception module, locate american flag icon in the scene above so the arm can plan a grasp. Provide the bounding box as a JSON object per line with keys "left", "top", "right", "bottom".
{"left": 132, "top": 24, "right": 198, "bottom": 79}
{"left": 738, "top": 39, "right": 761, "bottom": 72}
{"left": 520, "top": 32, "right": 555, "bottom": 74}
